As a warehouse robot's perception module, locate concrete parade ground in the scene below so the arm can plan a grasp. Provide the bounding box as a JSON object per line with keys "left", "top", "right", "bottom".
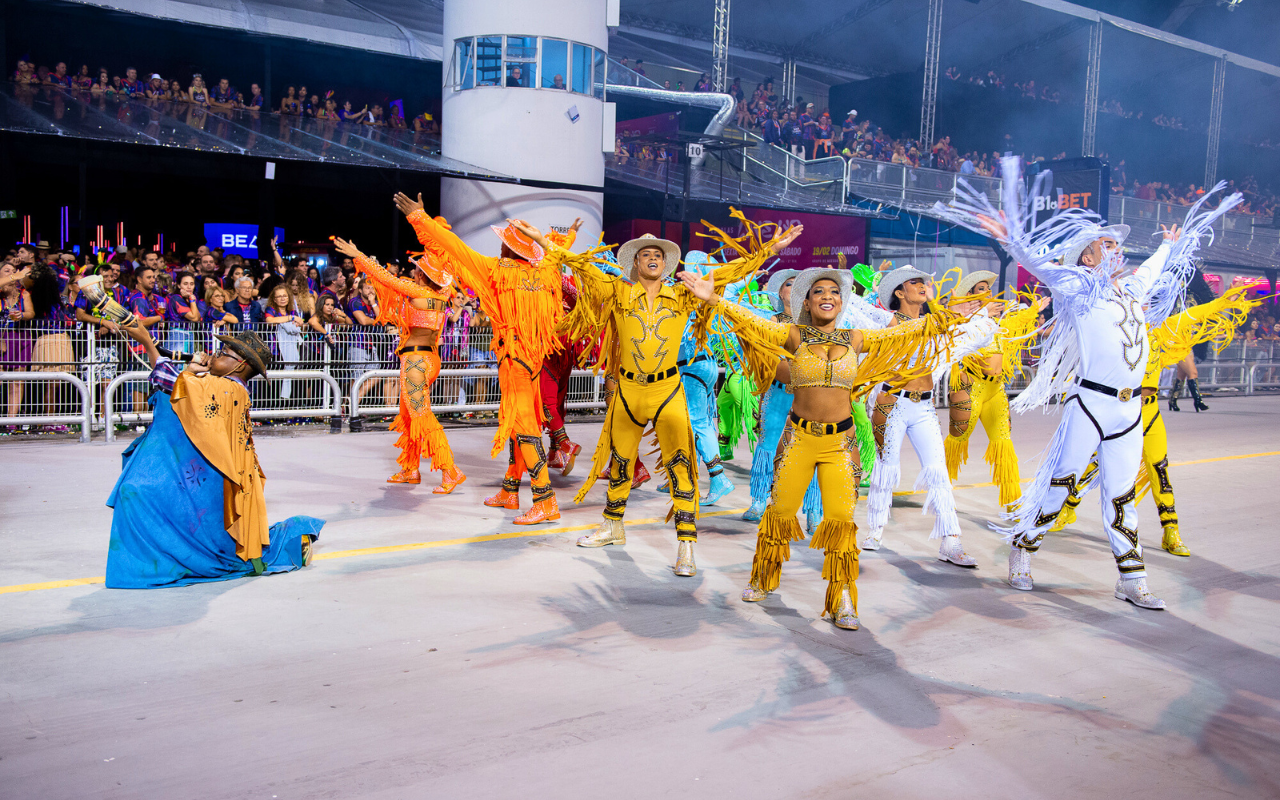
{"left": 2, "top": 395, "right": 1279, "bottom": 799}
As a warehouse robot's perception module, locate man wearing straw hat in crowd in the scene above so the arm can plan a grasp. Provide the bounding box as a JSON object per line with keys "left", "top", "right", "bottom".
{"left": 536, "top": 211, "right": 802, "bottom": 577}
{"left": 105, "top": 321, "right": 322, "bottom": 588}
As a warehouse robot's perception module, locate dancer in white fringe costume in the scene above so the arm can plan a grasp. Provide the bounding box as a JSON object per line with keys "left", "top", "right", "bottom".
{"left": 862, "top": 266, "right": 997, "bottom": 566}
{"left": 933, "top": 155, "right": 1242, "bottom": 609}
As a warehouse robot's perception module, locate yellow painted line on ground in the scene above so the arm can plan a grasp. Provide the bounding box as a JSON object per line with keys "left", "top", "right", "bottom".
{"left": 5, "top": 451, "right": 1279, "bottom": 595}
{"left": 0, "top": 576, "right": 106, "bottom": 595}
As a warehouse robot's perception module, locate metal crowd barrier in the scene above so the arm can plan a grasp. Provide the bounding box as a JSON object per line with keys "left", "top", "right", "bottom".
{"left": 102, "top": 368, "right": 344, "bottom": 442}
{"left": 2, "top": 317, "right": 1277, "bottom": 441}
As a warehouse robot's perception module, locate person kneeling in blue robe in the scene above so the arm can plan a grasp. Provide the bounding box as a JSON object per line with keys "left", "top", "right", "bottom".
{"left": 105, "top": 323, "right": 323, "bottom": 589}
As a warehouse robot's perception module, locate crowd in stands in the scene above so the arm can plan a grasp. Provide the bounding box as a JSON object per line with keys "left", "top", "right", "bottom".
{"left": 0, "top": 240, "right": 493, "bottom": 431}
{"left": 10, "top": 57, "right": 441, "bottom": 133}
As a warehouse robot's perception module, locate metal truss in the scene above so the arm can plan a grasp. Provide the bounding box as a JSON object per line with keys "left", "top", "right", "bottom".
{"left": 920, "top": 0, "right": 943, "bottom": 147}
{"left": 1082, "top": 20, "right": 1101, "bottom": 157}
{"left": 712, "top": 0, "right": 730, "bottom": 91}
{"left": 1205, "top": 54, "right": 1226, "bottom": 188}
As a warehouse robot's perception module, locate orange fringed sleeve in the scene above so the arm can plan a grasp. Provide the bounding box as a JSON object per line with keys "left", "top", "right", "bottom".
{"left": 406, "top": 209, "right": 565, "bottom": 369}
{"left": 354, "top": 254, "right": 452, "bottom": 339}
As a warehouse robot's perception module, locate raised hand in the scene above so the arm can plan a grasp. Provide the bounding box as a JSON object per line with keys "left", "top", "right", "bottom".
{"left": 508, "top": 219, "right": 549, "bottom": 248}
{"left": 769, "top": 224, "right": 804, "bottom": 253}
{"left": 1160, "top": 224, "right": 1182, "bottom": 242}
{"left": 332, "top": 237, "right": 363, "bottom": 260}
{"left": 677, "top": 269, "right": 717, "bottom": 303}
{"left": 976, "top": 211, "right": 1010, "bottom": 241}
{"left": 569, "top": 217, "right": 584, "bottom": 234}
{"left": 393, "top": 191, "right": 425, "bottom": 218}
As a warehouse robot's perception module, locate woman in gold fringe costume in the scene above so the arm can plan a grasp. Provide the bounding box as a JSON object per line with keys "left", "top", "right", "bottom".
{"left": 333, "top": 237, "right": 465, "bottom": 494}
{"left": 1051, "top": 286, "right": 1260, "bottom": 555}
{"left": 681, "top": 266, "right": 983, "bottom": 631}
{"left": 943, "top": 271, "right": 1048, "bottom": 508}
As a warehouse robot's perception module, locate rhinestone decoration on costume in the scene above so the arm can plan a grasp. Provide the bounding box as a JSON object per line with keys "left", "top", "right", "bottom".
{"left": 1114, "top": 294, "right": 1146, "bottom": 370}
{"left": 624, "top": 299, "right": 678, "bottom": 373}
{"left": 791, "top": 326, "right": 858, "bottom": 390}
{"left": 203, "top": 398, "right": 221, "bottom": 419}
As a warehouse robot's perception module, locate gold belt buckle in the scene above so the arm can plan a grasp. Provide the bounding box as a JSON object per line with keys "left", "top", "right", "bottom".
{"left": 906, "top": 390, "right": 923, "bottom": 402}
{"left": 1118, "top": 388, "right": 1133, "bottom": 402}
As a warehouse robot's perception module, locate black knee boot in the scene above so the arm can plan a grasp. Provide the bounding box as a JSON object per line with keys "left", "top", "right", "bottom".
{"left": 1168, "top": 378, "right": 1182, "bottom": 412}
{"left": 1188, "top": 378, "right": 1208, "bottom": 412}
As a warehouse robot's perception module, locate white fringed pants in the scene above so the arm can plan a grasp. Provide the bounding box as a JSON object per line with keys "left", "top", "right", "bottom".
{"left": 867, "top": 394, "right": 962, "bottom": 541}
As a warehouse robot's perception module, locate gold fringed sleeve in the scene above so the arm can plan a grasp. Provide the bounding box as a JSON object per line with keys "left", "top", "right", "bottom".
{"left": 688, "top": 207, "right": 783, "bottom": 357}
{"left": 709, "top": 298, "right": 792, "bottom": 395}
{"left": 1153, "top": 286, "right": 1259, "bottom": 368}
{"left": 553, "top": 243, "right": 625, "bottom": 374}
{"left": 855, "top": 312, "right": 965, "bottom": 399}
{"left": 994, "top": 304, "right": 1042, "bottom": 382}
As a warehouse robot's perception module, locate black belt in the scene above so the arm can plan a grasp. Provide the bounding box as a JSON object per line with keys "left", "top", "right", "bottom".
{"left": 620, "top": 365, "right": 679, "bottom": 385}
{"left": 1077, "top": 377, "right": 1139, "bottom": 402}
{"left": 397, "top": 344, "right": 437, "bottom": 355}
{"left": 881, "top": 382, "right": 931, "bottom": 402}
{"left": 772, "top": 380, "right": 788, "bottom": 392}
{"left": 789, "top": 411, "right": 854, "bottom": 435}
{"left": 676, "top": 353, "right": 710, "bottom": 367}
{"left": 963, "top": 367, "right": 1004, "bottom": 383}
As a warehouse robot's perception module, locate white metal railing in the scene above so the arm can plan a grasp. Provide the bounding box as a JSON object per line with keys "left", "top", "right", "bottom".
{"left": 103, "top": 368, "right": 344, "bottom": 442}
{"left": 0, "top": 371, "right": 93, "bottom": 441}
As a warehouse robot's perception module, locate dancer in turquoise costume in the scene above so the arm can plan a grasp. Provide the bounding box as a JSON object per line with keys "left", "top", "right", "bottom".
{"left": 105, "top": 321, "right": 323, "bottom": 589}
{"left": 676, "top": 251, "right": 736, "bottom": 505}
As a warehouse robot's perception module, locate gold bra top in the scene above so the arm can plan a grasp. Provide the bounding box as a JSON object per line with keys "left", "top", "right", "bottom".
{"left": 790, "top": 326, "right": 858, "bottom": 390}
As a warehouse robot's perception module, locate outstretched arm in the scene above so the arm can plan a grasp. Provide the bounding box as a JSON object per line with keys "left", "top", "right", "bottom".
{"left": 680, "top": 270, "right": 796, "bottom": 394}
{"left": 334, "top": 237, "right": 437, "bottom": 299}
{"left": 394, "top": 191, "right": 493, "bottom": 291}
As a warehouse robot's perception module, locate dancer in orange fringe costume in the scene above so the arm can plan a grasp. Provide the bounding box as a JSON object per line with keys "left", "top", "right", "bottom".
{"left": 332, "top": 236, "right": 465, "bottom": 494}
{"left": 394, "top": 191, "right": 601, "bottom": 524}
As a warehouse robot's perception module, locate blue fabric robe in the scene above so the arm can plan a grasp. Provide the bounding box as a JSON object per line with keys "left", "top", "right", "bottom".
{"left": 105, "top": 389, "right": 323, "bottom": 589}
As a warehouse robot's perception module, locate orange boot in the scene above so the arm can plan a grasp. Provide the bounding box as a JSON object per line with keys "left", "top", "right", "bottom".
{"left": 557, "top": 440, "right": 582, "bottom": 476}
{"left": 513, "top": 494, "right": 560, "bottom": 525}
{"left": 484, "top": 479, "right": 520, "bottom": 509}
{"left": 387, "top": 469, "right": 421, "bottom": 484}
{"left": 433, "top": 467, "right": 467, "bottom": 495}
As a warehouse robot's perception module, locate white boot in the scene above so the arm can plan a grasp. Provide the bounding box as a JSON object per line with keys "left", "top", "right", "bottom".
{"left": 576, "top": 518, "right": 626, "bottom": 548}
{"left": 859, "top": 527, "right": 883, "bottom": 551}
{"left": 938, "top": 535, "right": 977, "bottom": 567}
{"left": 1007, "top": 546, "right": 1033, "bottom": 591}
{"left": 1114, "top": 577, "right": 1167, "bottom": 610}
{"left": 674, "top": 541, "right": 697, "bottom": 577}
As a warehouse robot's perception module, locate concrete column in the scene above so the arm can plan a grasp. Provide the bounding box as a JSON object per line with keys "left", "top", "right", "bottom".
{"left": 441, "top": 0, "right": 607, "bottom": 250}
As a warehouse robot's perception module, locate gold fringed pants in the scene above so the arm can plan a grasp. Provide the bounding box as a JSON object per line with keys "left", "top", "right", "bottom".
{"left": 751, "top": 419, "right": 862, "bottom": 616}
{"left": 945, "top": 371, "right": 1021, "bottom": 506}
{"left": 494, "top": 357, "right": 553, "bottom": 502}
{"left": 391, "top": 350, "right": 455, "bottom": 474}
{"left": 581, "top": 375, "right": 699, "bottom": 540}
{"left": 1134, "top": 395, "right": 1177, "bottom": 530}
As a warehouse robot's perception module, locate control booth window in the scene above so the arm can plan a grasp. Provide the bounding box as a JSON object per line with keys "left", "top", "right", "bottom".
{"left": 541, "top": 40, "right": 568, "bottom": 90}
{"left": 452, "top": 35, "right": 604, "bottom": 99}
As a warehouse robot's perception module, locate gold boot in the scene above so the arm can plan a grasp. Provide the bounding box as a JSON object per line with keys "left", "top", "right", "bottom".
{"left": 576, "top": 518, "right": 625, "bottom": 548}
{"left": 1049, "top": 504, "right": 1077, "bottom": 533}
{"left": 674, "top": 541, "right": 697, "bottom": 577}
{"left": 741, "top": 582, "right": 768, "bottom": 602}
{"left": 831, "top": 584, "right": 859, "bottom": 630}
{"left": 1162, "top": 524, "right": 1190, "bottom": 557}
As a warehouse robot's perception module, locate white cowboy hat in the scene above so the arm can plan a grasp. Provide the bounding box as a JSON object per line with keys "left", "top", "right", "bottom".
{"left": 617, "top": 233, "right": 681, "bottom": 282}
{"left": 765, "top": 268, "right": 800, "bottom": 296}
{"left": 1062, "top": 223, "right": 1129, "bottom": 268}
{"left": 879, "top": 266, "right": 933, "bottom": 306}
{"left": 953, "top": 269, "right": 999, "bottom": 298}
{"left": 789, "top": 268, "right": 853, "bottom": 325}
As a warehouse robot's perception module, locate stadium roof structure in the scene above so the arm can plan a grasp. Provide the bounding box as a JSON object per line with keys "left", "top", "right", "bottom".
{"left": 57, "top": 0, "right": 1280, "bottom": 139}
